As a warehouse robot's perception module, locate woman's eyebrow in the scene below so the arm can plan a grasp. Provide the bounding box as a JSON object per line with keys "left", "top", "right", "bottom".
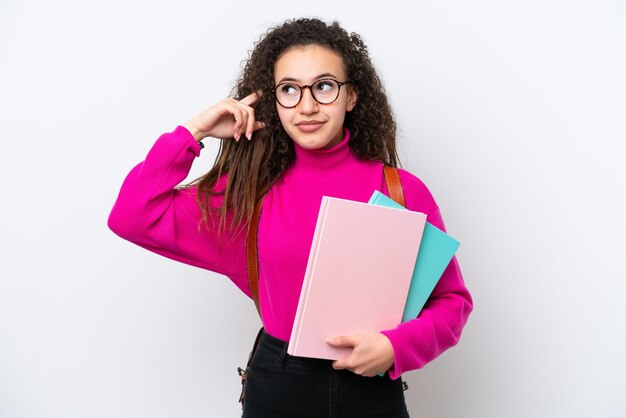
{"left": 277, "top": 72, "right": 338, "bottom": 84}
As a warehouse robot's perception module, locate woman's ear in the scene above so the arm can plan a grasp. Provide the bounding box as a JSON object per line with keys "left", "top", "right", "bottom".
{"left": 346, "top": 86, "right": 358, "bottom": 112}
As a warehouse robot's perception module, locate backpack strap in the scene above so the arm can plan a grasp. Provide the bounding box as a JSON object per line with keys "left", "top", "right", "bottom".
{"left": 383, "top": 165, "right": 406, "bottom": 208}
{"left": 246, "top": 199, "right": 264, "bottom": 318}
{"left": 246, "top": 165, "right": 405, "bottom": 319}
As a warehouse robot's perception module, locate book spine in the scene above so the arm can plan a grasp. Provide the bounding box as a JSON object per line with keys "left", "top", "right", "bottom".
{"left": 289, "top": 196, "right": 331, "bottom": 355}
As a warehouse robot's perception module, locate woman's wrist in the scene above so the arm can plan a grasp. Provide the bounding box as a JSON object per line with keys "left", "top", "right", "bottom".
{"left": 182, "top": 121, "right": 205, "bottom": 142}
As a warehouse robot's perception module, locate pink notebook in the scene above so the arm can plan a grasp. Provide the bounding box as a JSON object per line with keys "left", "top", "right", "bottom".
{"left": 287, "top": 195, "right": 427, "bottom": 359}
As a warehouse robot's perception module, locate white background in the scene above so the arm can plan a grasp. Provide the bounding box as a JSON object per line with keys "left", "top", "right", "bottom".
{"left": 1, "top": 1, "right": 625, "bottom": 417}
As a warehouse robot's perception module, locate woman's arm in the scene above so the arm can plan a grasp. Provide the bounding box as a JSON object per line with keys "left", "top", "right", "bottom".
{"left": 107, "top": 125, "right": 250, "bottom": 297}
{"left": 379, "top": 169, "right": 474, "bottom": 380}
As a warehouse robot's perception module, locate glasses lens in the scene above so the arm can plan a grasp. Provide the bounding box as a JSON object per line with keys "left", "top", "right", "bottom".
{"left": 274, "top": 79, "right": 341, "bottom": 107}
{"left": 276, "top": 83, "right": 300, "bottom": 107}
{"left": 312, "top": 79, "right": 339, "bottom": 104}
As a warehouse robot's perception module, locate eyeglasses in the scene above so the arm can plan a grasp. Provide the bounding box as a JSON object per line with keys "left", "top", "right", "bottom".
{"left": 271, "top": 78, "right": 352, "bottom": 109}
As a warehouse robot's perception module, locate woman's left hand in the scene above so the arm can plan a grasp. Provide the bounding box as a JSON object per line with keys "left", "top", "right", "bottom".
{"left": 326, "top": 333, "right": 395, "bottom": 377}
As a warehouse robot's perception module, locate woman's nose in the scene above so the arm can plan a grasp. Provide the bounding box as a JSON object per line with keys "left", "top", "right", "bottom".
{"left": 298, "top": 86, "right": 319, "bottom": 113}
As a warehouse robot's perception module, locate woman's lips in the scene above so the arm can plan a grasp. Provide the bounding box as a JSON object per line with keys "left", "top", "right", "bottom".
{"left": 296, "top": 122, "right": 325, "bottom": 132}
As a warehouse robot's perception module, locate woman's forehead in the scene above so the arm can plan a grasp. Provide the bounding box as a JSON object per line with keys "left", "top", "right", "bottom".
{"left": 274, "top": 45, "right": 346, "bottom": 83}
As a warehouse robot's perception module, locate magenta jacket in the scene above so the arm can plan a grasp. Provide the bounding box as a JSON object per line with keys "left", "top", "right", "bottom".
{"left": 108, "top": 125, "right": 473, "bottom": 380}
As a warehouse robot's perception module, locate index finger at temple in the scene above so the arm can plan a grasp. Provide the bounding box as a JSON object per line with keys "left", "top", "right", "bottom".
{"left": 239, "top": 90, "right": 262, "bottom": 106}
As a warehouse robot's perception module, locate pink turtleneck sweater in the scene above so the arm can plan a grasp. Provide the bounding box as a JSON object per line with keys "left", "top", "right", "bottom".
{"left": 107, "top": 125, "right": 473, "bottom": 380}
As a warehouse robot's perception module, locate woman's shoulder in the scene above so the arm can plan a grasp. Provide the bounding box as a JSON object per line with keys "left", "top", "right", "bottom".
{"left": 395, "top": 167, "right": 439, "bottom": 216}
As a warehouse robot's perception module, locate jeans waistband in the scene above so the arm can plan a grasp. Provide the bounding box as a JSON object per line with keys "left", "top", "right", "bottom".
{"left": 258, "top": 328, "right": 334, "bottom": 370}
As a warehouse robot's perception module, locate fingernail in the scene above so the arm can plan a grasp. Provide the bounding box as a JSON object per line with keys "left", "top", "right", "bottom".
{"left": 246, "top": 132, "right": 251, "bottom": 141}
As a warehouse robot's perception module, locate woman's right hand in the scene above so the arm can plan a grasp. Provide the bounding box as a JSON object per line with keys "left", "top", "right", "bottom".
{"left": 183, "top": 90, "right": 266, "bottom": 142}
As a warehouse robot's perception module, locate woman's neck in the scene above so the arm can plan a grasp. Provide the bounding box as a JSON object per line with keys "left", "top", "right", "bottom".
{"left": 291, "top": 127, "right": 353, "bottom": 171}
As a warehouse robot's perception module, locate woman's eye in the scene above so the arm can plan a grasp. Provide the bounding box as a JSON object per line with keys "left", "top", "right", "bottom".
{"left": 315, "top": 81, "right": 333, "bottom": 91}
{"left": 280, "top": 84, "right": 298, "bottom": 95}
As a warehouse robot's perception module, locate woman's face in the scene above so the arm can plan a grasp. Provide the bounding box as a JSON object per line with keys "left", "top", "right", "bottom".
{"left": 274, "top": 44, "right": 358, "bottom": 150}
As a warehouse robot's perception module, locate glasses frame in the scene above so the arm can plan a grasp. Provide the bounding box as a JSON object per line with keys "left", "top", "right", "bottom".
{"left": 271, "top": 78, "right": 352, "bottom": 109}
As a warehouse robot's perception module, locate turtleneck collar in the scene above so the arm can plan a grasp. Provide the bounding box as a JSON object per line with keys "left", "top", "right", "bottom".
{"left": 292, "top": 127, "right": 353, "bottom": 171}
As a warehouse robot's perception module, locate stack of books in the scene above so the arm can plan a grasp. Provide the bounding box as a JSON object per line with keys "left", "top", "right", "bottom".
{"left": 287, "top": 190, "right": 460, "bottom": 361}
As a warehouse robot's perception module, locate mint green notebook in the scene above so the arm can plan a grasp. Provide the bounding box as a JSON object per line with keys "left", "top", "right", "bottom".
{"left": 368, "top": 190, "right": 460, "bottom": 322}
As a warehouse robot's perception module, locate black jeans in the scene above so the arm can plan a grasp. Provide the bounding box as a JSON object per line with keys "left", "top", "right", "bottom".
{"left": 242, "top": 328, "right": 410, "bottom": 418}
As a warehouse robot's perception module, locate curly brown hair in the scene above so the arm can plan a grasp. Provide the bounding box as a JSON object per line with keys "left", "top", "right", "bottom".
{"left": 181, "top": 17, "right": 400, "bottom": 245}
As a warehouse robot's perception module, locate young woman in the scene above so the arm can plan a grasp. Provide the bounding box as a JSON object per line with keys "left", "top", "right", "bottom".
{"left": 108, "top": 17, "right": 473, "bottom": 418}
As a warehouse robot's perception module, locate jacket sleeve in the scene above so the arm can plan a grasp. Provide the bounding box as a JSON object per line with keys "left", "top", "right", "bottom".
{"left": 379, "top": 169, "right": 473, "bottom": 380}
{"left": 107, "top": 125, "right": 251, "bottom": 298}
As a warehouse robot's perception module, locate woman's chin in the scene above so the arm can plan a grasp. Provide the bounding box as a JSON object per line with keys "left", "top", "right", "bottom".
{"left": 292, "top": 135, "right": 331, "bottom": 150}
